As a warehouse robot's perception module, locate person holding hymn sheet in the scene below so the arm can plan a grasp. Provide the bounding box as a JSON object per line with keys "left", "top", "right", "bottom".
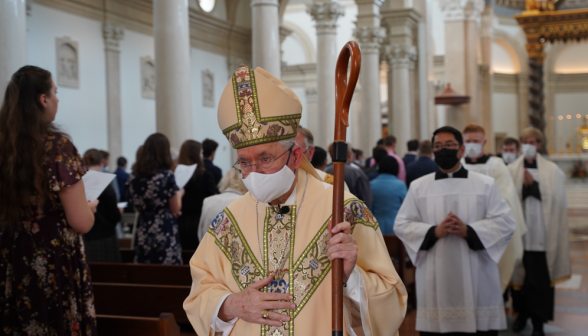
{"left": 461, "top": 124, "right": 527, "bottom": 293}
{"left": 183, "top": 65, "right": 407, "bottom": 336}
{"left": 395, "top": 126, "right": 516, "bottom": 336}
{"left": 508, "top": 128, "right": 571, "bottom": 336}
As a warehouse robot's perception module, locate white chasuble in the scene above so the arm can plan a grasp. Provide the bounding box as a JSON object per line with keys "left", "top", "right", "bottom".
{"left": 395, "top": 169, "right": 516, "bottom": 333}
{"left": 508, "top": 155, "right": 571, "bottom": 287}
{"left": 183, "top": 169, "right": 407, "bottom": 336}
{"left": 462, "top": 156, "right": 527, "bottom": 291}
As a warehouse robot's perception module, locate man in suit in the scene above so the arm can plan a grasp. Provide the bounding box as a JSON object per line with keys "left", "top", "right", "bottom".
{"left": 403, "top": 139, "right": 419, "bottom": 167}
{"left": 405, "top": 140, "right": 439, "bottom": 188}
{"left": 203, "top": 138, "right": 223, "bottom": 185}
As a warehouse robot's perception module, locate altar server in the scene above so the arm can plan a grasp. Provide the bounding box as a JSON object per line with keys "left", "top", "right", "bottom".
{"left": 395, "top": 126, "right": 516, "bottom": 336}
{"left": 183, "top": 65, "right": 407, "bottom": 336}
{"left": 461, "top": 124, "right": 526, "bottom": 292}
{"left": 508, "top": 128, "right": 571, "bottom": 336}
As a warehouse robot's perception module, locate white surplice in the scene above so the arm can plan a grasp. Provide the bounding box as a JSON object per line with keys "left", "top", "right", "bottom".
{"left": 462, "top": 156, "right": 527, "bottom": 291}
{"left": 395, "top": 168, "right": 516, "bottom": 333}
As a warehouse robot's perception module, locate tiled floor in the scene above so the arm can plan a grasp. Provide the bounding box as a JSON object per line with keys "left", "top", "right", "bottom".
{"left": 398, "top": 210, "right": 588, "bottom": 336}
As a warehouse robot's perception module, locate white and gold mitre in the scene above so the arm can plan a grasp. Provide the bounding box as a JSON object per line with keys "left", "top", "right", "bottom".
{"left": 218, "top": 65, "right": 302, "bottom": 149}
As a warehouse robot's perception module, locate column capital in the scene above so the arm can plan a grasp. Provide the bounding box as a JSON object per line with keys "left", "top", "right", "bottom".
{"left": 384, "top": 44, "right": 417, "bottom": 67}
{"left": 307, "top": 2, "right": 345, "bottom": 31}
{"left": 103, "top": 22, "right": 125, "bottom": 51}
{"left": 439, "top": 0, "right": 484, "bottom": 22}
{"left": 353, "top": 26, "right": 386, "bottom": 52}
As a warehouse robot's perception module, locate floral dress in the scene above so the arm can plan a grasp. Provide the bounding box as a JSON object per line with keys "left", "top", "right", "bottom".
{"left": 0, "top": 133, "right": 97, "bottom": 336}
{"left": 127, "top": 170, "right": 182, "bottom": 265}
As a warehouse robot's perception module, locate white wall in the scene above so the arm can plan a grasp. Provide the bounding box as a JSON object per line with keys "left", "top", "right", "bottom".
{"left": 282, "top": 35, "right": 308, "bottom": 65}
{"left": 554, "top": 42, "right": 588, "bottom": 74}
{"left": 120, "top": 30, "right": 156, "bottom": 168}
{"left": 491, "top": 41, "right": 518, "bottom": 74}
{"left": 27, "top": 3, "right": 108, "bottom": 155}
{"left": 191, "top": 48, "right": 232, "bottom": 173}
{"left": 492, "top": 92, "right": 518, "bottom": 138}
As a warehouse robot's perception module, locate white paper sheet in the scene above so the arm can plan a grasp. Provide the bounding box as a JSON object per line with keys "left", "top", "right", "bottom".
{"left": 117, "top": 202, "right": 128, "bottom": 208}
{"left": 82, "top": 170, "right": 116, "bottom": 201}
{"left": 174, "top": 164, "right": 198, "bottom": 189}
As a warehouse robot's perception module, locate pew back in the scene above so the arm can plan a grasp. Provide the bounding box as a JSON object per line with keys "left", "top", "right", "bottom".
{"left": 90, "top": 262, "right": 191, "bottom": 286}
{"left": 96, "top": 313, "right": 181, "bottom": 336}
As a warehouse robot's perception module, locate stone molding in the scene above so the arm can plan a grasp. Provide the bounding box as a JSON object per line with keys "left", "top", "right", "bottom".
{"left": 353, "top": 26, "right": 386, "bottom": 52}
{"left": 103, "top": 22, "right": 125, "bottom": 52}
{"left": 307, "top": 1, "right": 345, "bottom": 31}
{"left": 250, "top": 0, "right": 279, "bottom": 7}
{"left": 384, "top": 44, "right": 417, "bottom": 67}
{"left": 439, "top": 0, "right": 484, "bottom": 22}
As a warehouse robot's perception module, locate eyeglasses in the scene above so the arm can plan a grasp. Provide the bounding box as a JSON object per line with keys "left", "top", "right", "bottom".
{"left": 433, "top": 142, "right": 461, "bottom": 151}
{"left": 233, "top": 145, "right": 294, "bottom": 174}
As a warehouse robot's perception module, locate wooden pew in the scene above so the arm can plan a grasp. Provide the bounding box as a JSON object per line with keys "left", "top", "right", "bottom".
{"left": 120, "top": 248, "right": 195, "bottom": 265}
{"left": 382, "top": 235, "right": 416, "bottom": 312}
{"left": 93, "top": 283, "right": 191, "bottom": 325}
{"left": 118, "top": 238, "right": 132, "bottom": 249}
{"left": 90, "top": 262, "right": 191, "bottom": 286}
{"left": 96, "top": 313, "right": 181, "bottom": 336}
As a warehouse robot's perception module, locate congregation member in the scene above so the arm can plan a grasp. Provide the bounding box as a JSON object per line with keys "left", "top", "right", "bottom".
{"left": 461, "top": 124, "right": 526, "bottom": 292}
{"left": 127, "top": 133, "right": 184, "bottom": 264}
{"left": 0, "top": 66, "right": 98, "bottom": 334}
{"left": 364, "top": 138, "right": 384, "bottom": 168}
{"left": 395, "top": 126, "right": 516, "bottom": 336}
{"left": 364, "top": 146, "right": 389, "bottom": 180}
{"left": 177, "top": 140, "right": 217, "bottom": 250}
{"left": 370, "top": 156, "right": 407, "bottom": 235}
{"left": 83, "top": 149, "right": 122, "bottom": 262}
{"left": 101, "top": 149, "right": 121, "bottom": 200}
{"left": 351, "top": 148, "right": 364, "bottom": 169}
{"left": 203, "top": 138, "right": 223, "bottom": 185}
{"left": 115, "top": 156, "right": 130, "bottom": 201}
{"left": 296, "top": 126, "right": 349, "bottom": 190}
{"left": 383, "top": 135, "right": 407, "bottom": 182}
{"left": 403, "top": 139, "right": 419, "bottom": 166}
{"left": 171, "top": 147, "right": 180, "bottom": 171}
{"left": 509, "top": 128, "right": 571, "bottom": 336}
{"left": 198, "top": 168, "right": 248, "bottom": 241}
{"left": 502, "top": 137, "right": 520, "bottom": 165}
{"left": 326, "top": 142, "right": 373, "bottom": 208}
{"left": 405, "top": 140, "right": 438, "bottom": 188}
{"left": 184, "top": 65, "right": 407, "bottom": 336}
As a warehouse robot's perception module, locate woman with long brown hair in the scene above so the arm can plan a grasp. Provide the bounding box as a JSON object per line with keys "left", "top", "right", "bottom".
{"left": 0, "top": 66, "right": 98, "bottom": 334}
{"left": 127, "top": 133, "right": 184, "bottom": 264}
{"left": 177, "top": 140, "right": 217, "bottom": 250}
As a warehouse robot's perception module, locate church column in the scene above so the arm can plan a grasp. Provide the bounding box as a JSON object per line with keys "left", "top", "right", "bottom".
{"left": 479, "top": 3, "right": 494, "bottom": 152}
{"left": 385, "top": 44, "right": 417, "bottom": 156}
{"left": 154, "top": 0, "right": 193, "bottom": 149}
{"left": 439, "top": 0, "right": 484, "bottom": 130}
{"left": 0, "top": 0, "right": 27, "bottom": 99}
{"left": 307, "top": 1, "right": 345, "bottom": 148}
{"left": 251, "top": 0, "right": 281, "bottom": 77}
{"left": 354, "top": 0, "right": 385, "bottom": 154}
{"left": 103, "top": 22, "right": 124, "bottom": 171}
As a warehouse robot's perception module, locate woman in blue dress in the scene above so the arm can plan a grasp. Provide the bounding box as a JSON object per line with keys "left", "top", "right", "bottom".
{"left": 127, "top": 133, "right": 184, "bottom": 264}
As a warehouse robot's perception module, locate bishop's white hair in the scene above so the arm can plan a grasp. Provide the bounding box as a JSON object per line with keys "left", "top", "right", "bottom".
{"left": 278, "top": 138, "right": 298, "bottom": 150}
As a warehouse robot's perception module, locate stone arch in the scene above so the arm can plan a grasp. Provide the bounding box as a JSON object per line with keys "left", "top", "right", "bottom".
{"left": 282, "top": 21, "right": 316, "bottom": 64}
{"left": 492, "top": 29, "right": 528, "bottom": 74}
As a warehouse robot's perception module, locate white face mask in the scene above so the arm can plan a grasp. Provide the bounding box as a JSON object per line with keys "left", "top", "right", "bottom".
{"left": 502, "top": 152, "right": 517, "bottom": 164}
{"left": 242, "top": 165, "right": 296, "bottom": 203}
{"left": 521, "top": 144, "right": 537, "bottom": 160}
{"left": 464, "top": 143, "right": 483, "bottom": 159}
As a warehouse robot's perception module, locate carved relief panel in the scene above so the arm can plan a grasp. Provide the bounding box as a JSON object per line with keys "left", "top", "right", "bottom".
{"left": 202, "top": 70, "right": 214, "bottom": 107}
{"left": 56, "top": 37, "right": 79, "bottom": 88}
{"left": 141, "top": 56, "right": 156, "bottom": 99}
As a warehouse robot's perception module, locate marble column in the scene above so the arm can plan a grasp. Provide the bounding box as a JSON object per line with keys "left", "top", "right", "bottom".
{"left": 439, "top": 0, "right": 484, "bottom": 131}
{"left": 354, "top": 0, "right": 385, "bottom": 154}
{"left": 305, "top": 87, "right": 319, "bottom": 139}
{"left": 409, "top": 56, "right": 419, "bottom": 139}
{"left": 103, "top": 22, "right": 124, "bottom": 171}
{"left": 154, "top": 0, "right": 193, "bottom": 149}
{"left": 479, "top": 4, "right": 494, "bottom": 152}
{"left": 251, "top": 0, "right": 281, "bottom": 77}
{"left": 0, "top": 0, "right": 27, "bottom": 100}
{"left": 307, "top": 1, "right": 345, "bottom": 148}
{"left": 386, "top": 44, "right": 417, "bottom": 156}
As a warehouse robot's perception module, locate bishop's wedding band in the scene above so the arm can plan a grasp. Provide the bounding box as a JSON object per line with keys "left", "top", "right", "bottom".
{"left": 262, "top": 310, "right": 269, "bottom": 319}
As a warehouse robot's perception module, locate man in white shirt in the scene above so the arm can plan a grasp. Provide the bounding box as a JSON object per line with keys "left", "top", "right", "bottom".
{"left": 395, "top": 126, "right": 516, "bottom": 336}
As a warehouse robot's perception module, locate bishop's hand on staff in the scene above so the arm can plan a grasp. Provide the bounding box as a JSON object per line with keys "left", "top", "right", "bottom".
{"left": 183, "top": 65, "right": 407, "bottom": 336}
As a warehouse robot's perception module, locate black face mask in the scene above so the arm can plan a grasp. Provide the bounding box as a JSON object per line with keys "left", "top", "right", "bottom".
{"left": 434, "top": 148, "right": 460, "bottom": 170}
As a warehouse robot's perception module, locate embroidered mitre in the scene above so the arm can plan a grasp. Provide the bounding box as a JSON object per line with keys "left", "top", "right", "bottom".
{"left": 218, "top": 65, "right": 302, "bottom": 149}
